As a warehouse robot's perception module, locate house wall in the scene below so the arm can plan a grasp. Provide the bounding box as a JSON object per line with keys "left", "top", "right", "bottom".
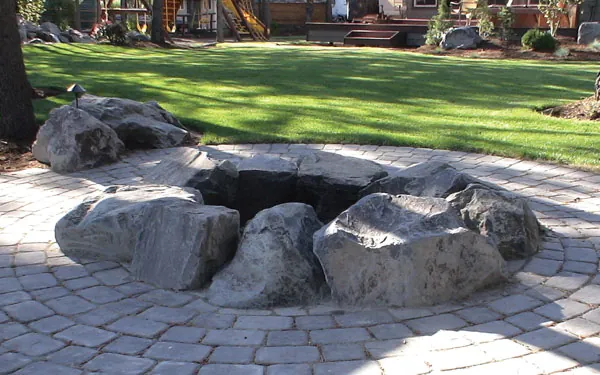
{"left": 270, "top": 2, "right": 328, "bottom": 24}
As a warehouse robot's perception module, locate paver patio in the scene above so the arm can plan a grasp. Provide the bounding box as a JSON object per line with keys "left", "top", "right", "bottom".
{"left": 0, "top": 144, "right": 599, "bottom": 374}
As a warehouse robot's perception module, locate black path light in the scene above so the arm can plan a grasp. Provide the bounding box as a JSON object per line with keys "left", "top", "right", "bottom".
{"left": 67, "top": 83, "right": 86, "bottom": 108}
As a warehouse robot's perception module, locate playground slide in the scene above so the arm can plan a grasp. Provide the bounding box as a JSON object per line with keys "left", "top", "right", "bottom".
{"left": 222, "top": 0, "right": 267, "bottom": 39}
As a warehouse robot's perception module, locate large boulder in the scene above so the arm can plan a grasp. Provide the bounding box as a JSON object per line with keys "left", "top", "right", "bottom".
{"left": 66, "top": 29, "right": 95, "bottom": 43}
{"left": 313, "top": 193, "right": 506, "bottom": 307}
{"left": 235, "top": 155, "right": 298, "bottom": 222}
{"left": 441, "top": 27, "right": 482, "bottom": 49}
{"left": 361, "top": 161, "right": 482, "bottom": 198}
{"left": 208, "top": 203, "right": 326, "bottom": 308}
{"left": 55, "top": 185, "right": 204, "bottom": 262}
{"left": 578, "top": 22, "right": 600, "bottom": 45}
{"left": 32, "top": 105, "right": 124, "bottom": 173}
{"left": 131, "top": 202, "right": 240, "bottom": 290}
{"left": 36, "top": 30, "right": 60, "bottom": 43}
{"left": 56, "top": 185, "right": 239, "bottom": 290}
{"left": 60, "top": 31, "right": 73, "bottom": 42}
{"left": 296, "top": 152, "right": 387, "bottom": 222}
{"left": 19, "top": 25, "right": 28, "bottom": 43}
{"left": 145, "top": 147, "right": 238, "bottom": 207}
{"left": 127, "top": 31, "right": 151, "bottom": 42}
{"left": 76, "top": 95, "right": 189, "bottom": 149}
{"left": 40, "top": 22, "right": 61, "bottom": 38}
{"left": 446, "top": 184, "right": 541, "bottom": 260}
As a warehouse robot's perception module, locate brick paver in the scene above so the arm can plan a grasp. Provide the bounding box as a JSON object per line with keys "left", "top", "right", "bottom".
{"left": 1, "top": 144, "right": 599, "bottom": 373}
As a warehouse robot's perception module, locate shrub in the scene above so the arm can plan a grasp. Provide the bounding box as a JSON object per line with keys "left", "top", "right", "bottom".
{"left": 43, "top": 0, "right": 74, "bottom": 29}
{"left": 521, "top": 29, "right": 556, "bottom": 51}
{"left": 17, "top": 0, "right": 45, "bottom": 23}
{"left": 105, "top": 22, "right": 128, "bottom": 46}
{"left": 425, "top": 0, "right": 453, "bottom": 45}
{"left": 497, "top": 6, "right": 515, "bottom": 41}
{"left": 471, "top": 0, "right": 494, "bottom": 38}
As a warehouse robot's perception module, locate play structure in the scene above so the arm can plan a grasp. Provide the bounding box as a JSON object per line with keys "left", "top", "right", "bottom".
{"left": 96, "top": 0, "right": 268, "bottom": 40}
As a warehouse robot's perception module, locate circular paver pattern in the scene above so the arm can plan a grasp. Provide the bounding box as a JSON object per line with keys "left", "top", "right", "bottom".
{"left": 0, "top": 144, "right": 599, "bottom": 375}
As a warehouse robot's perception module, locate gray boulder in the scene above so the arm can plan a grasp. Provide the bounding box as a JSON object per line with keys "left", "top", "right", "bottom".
{"left": 36, "top": 30, "right": 60, "bottom": 43}
{"left": 56, "top": 185, "right": 239, "bottom": 290}
{"left": 361, "top": 161, "right": 482, "bottom": 198}
{"left": 60, "top": 31, "right": 73, "bottom": 42}
{"left": 40, "top": 22, "right": 61, "bottom": 38}
{"left": 27, "top": 38, "right": 44, "bottom": 44}
{"left": 447, "top": 184, "right": 541, "bottom": 260}
{"left": 55, "top": 185, "right": 204, "bottom": 262}
{"left": 32, "top": 105, "right": 124, "bottom": 173}
{"left": 208, "top": 203, "right": 325, "bottom": 308}
{"left": 131, "top": 202, "right": 239, "bottom": 290}
{"left": 235, "top": 155, "right": 298, "bottom": 222}
{"left": 578, "top": 22, "right": 600, "bottom": 45}
{"left": 441, "top": 27, "right": 482, "bottom": 49}
{"left": 76, "top": 95, "right": 189, "bottom": 149}
{"left": 297, "top": 152, "right": 387, "bottom": 222}
{"left": 23, "top": 21, "right": 41, "bottom": 35}
{"left": 127, "top": 31, "right": 151, "bottom": 42}
{"left": 145, "top": 147, "right": 238, "bottom": 207}
{"left": 313, "top": 193, "right": 506, "bottom": 307}
{"left": 19, "top": 25, "right": 27, "bottom": 43}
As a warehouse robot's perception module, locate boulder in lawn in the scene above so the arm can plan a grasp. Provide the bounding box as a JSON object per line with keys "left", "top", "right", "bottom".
{"left": 36, "top": 30, "right": 60, "bottom": 43}
{"left": 127, "top": 31, "right": 151, "bottom": 42}
{"left": 235, "top": 155, "right": 298, "bottom": 222}
{"left": 361, "top": 161, "right": 483, "bottom": 198}
{"left": 578, "top": 22, "right": 600, "bottom": 45}
{"left": 441, "top": 27, "right": 482, "bottom": 49}
{"left": 76, "top": 95, "right": 189, "bottom": 149}
{"left": 313, "top": 193, "right": 506, "bottom": 307}
{"left": 32, "top": 105, "right": 124, "bottom": 173}
{"left": 145, "top": 147, "right": 238, "bottom": 207}
{"left": 296, "top": 152, "right": 387, "bottom": 222}
{"left": 208, "top": 203, "right": 326, "bottom": 308}
{"left": 40, "top": 22, "right": 61, "bottom": 39}
{"left": 447, "top": 184, "right": 541, "bottom": 260}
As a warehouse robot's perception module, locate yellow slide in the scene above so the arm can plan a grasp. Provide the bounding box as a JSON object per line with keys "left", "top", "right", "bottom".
{"left": 222, "top": 0, "right": 268, "bottom": 40}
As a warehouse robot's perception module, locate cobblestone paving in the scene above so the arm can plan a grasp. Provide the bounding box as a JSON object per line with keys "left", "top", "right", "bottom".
{"left": 1, "top": 144, "right": 600, "bottom": 374}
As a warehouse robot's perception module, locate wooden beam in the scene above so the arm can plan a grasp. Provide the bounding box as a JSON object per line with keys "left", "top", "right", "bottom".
{"left": 221, "top": 2, "right": 242, "bottom": 40}
{"left": 230, "top": 0, "right": 258, "bottom": 40}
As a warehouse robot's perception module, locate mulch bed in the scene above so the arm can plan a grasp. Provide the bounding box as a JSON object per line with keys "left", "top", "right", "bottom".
{"left": 0, "top": 86, "right": 63, "bottom": 172}
{"left": 541, "top": 96, "right": 600, "bottom": 120}
{"left": 0, "top": 142, "right": 46, "bottom": 173}
{"left": 412, "top": 37, "right": 600, "bottom": 61}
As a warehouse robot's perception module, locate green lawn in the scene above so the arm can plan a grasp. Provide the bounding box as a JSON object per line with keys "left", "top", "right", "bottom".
{"left": 23, "top": 43, "right": 600, "bottom": 168}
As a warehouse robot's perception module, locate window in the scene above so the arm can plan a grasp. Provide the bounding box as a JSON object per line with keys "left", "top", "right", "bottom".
{"left": 488, "top": 0, "right": 508, "bottom": 5}
{"left": 414, "top": 0, "right": 437, "bottom": 7}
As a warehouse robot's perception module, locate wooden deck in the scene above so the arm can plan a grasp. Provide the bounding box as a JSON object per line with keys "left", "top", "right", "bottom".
{"left": 306, "top": 22, "right": 430, "bottom": 45}
{"left": 306, "top": 21, "right": 577, "bottom": 47}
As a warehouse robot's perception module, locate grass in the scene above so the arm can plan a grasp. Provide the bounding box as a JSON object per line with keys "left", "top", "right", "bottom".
{"left": 23, "top": 42, "right": 600, "bottom": 168}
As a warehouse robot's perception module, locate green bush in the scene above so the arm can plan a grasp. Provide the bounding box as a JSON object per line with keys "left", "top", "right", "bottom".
{"left": 497, "top": 6, "right": 515, "bottom": 41}
{"left": 425, "top": 0, "right": 453, "bottom": 45}
{"left": 105, "top": 22, "right": 128, "bottom": 46}
{"left": 43, "top": 0, "right": 74, "bottom": 29}
{"left": 472, "top": 0, "right": 494, "bottom": 38}
{"left": 521, "top": 29, "right": 556, "bottom": 51}
{"left": 17, "top": 0, "right": 45, "bottom": 23}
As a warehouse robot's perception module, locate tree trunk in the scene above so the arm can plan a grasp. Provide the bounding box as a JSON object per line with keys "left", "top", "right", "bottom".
{"left": 74, "top": 0, "right": 82, "bottom": 30}
{"left": 216, "top": 0, "right": 225, "bottom": 42}
{"left": 152, "top": 0, "right": 166, "bottom": 44}
{"left": 0, "top": 0, "right": 37, "bottom": 143}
